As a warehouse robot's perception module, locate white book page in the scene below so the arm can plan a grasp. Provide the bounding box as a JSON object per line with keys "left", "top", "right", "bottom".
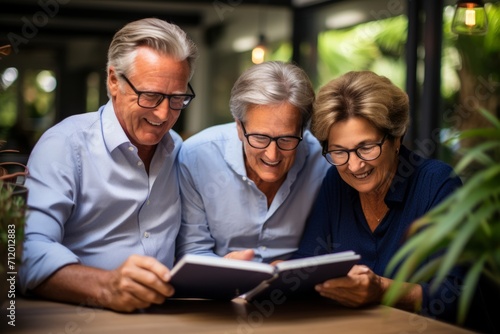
{"left": 275, "top": 251, "right": 359, "bottom": 271}
{"left": 171, "top": 254, "right": 275, "bottom": 276}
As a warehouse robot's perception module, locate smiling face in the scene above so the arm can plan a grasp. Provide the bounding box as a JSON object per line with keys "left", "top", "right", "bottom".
{"left": 327, "top": 116, "right": 400, "bottom": 196}
{"left": 108, "top": 46, "right": 191, "bottom": 150}
{"left": 237, "top": 103, "right": 302, "bottom": 187}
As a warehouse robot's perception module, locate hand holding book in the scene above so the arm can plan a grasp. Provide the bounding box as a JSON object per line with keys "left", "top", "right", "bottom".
{"left": 169, "top": 251, "right": 361, "bottom": 301}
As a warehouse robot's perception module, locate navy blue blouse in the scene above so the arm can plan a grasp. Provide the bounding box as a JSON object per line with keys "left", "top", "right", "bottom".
{"left": 294, "top": 145, "right": 463, "bottom": 322}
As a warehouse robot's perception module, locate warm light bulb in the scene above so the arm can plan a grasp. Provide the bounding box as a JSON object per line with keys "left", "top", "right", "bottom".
{"left": 451, "top": 1, "right": 488, "bottom": 35}
{"left": 252, "top": 45, "right": 266, "bottom": 64}
{"left": 465, "top": 8, "right": 476, "bottom": 26}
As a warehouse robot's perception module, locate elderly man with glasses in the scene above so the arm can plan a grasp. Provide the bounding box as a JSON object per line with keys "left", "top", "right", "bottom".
{"left": 19, "top": 18, "right": 197, "bottom": 312}
{"left": 175, "top": 61, "right": 329, "bottom": 265}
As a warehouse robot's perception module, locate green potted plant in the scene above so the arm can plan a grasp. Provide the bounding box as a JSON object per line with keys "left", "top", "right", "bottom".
{"left": 383, "top": 108, "right": 500, "bottom": 327}
{"left": 0, "top": 140, "right": 29, "bottom": 306}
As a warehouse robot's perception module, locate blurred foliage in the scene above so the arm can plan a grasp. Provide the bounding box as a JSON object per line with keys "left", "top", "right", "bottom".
{"left": 384, "top": 108, "right": 500, "bottom": 324}
{"left": 441, "top": 3, "right": 500, "bottom": 161}
{"left": 317, "top": 15, "right": 407, "bottom": 89}
{"left": 380, "top": 3, "right": 500, "bottom": 326}
{"left": 269, "top": 42, "right": 293, "bottom": 62}
{"left": 317, "top": 3, "right": 500, "bottom": 166}
{"left": 0, "top": 70, "right": 18, "bottom": 130}
{"left": 451, "top": 3, "right": 500, "bottom": 77}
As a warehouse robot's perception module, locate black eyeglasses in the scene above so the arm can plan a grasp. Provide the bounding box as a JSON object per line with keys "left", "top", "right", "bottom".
{"left": 240, "top": 122, "right": 303, "bottom": 151}
{"left": 120, "top": 74, "right": 195, "bottom": 110}
{"left": 322, "top": 134, "right": 387, "bottom": 166}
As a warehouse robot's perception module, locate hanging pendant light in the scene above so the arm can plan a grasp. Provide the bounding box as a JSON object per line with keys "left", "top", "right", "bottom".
{"left": 451, "top": 0, "right": 488, "bottom": 35}
{"left": 252, "top": 34, "right": 266, "bottom": 64}
{"left": 252, "top": 3, "right": 267, "bottom": 64}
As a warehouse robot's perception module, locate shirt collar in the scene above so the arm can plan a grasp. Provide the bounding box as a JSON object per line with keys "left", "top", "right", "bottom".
{"left": 101, "top": 100, "right": 175, "bottom": 156}
{"left": 224, "top": 124, "right": 246, "bottom": 176}
{"left": 102, "top": 101, "right": 129, "bottom": 153}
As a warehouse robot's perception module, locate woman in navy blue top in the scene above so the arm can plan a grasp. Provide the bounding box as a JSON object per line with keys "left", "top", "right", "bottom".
{"left": 294, "top": 71, "right": 463, "bottom": 323}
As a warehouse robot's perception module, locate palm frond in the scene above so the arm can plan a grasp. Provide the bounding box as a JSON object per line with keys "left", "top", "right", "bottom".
{"left": 384, "top": 108, "right": 500, "bottom": 325}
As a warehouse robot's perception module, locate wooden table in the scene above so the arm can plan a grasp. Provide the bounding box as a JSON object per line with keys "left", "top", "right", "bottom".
{"left": 2, "top": 297, "right": 475, "bottom": 334}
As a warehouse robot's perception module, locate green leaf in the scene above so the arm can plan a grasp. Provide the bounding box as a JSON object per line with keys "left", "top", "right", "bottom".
{"left": 458, "top": 128, "right": 500, "bottom": 141}
{"left": 454, "top": 142, "right": 500, "bottom": 173}
{"left": 434, "top": 204, "right": 496, "bottom": 289}
{"left": 457, "top": 256, "right": 486, "bottom": 324}
{"left": 477, "top": 108, "right": 500, "bottom": 129}
{"left": 385, "top": 107, "right": 500, "bottom": 323}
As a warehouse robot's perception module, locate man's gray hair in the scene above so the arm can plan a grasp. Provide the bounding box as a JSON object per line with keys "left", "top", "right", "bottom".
{"left": 107, "top": 18, "right": 198, "bottom": 81}
{"left": 230, "top": 61, "right": 315, "bottom": 129}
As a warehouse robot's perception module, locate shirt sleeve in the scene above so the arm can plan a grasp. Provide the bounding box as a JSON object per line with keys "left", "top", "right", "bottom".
{"left": 291, "top": 167, "right": 336, "bottom": 259}
{"left": 19, "top": 129, "right": 81, "bottom": 293}
{"left": 175, "top": 146, "right": 219, "bottom": 260}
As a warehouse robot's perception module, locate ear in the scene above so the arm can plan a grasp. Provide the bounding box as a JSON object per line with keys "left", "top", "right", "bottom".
{"left": 107, "top": 67, "right": 120, "bottom": 98}
{"left": 395, "top": 136, "right": 403, "bottom": 153}
{"left": 236, "top": 119, "right": 245, "bottom": 142}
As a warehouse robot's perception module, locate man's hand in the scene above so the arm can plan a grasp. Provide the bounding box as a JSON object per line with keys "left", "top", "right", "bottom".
{"left": 224, "top": 249, "right": 255, "bottom": 261}
{"left": 33, "top": 255, "right": 175, "bottom": 313}
{"left": 102, "top": 254, "right": 175, "bottom": 312}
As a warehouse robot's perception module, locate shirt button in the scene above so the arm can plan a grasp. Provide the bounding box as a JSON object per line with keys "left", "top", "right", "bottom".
{"left": 242, "top": 176, "right": 247, "bottom": 181}
{"left": 260, "top": 246, "right": 267, "bottom": 251}
{"left": 137, "top": 161, "right": 143, "bottom": 166}
{"left": 128, "top": 146, "right": 134, "bottom": 151}
{"left": 144, "top": 232, "right": 150, "bottom": 238}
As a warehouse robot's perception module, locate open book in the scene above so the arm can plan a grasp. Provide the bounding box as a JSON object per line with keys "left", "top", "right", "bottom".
{"left": 169, "top": 251, "right": 360, "bottom": 301}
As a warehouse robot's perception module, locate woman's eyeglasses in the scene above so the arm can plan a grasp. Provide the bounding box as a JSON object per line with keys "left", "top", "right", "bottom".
{"left": 322, "top": 135, "right": 387, "bottom": 166}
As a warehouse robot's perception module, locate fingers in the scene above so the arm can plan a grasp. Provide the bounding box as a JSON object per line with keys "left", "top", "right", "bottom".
{"left": 123, "top": 255, "right": 175, "bottom": 297}
{"left": 106, "top": 255, "right": 175, "bottom": 311}
{"left": 314, "top": 265, "right": 370, "bottom": 291}
{"left": 314, "top": 265, "right": 376, "bottom": 307}
{"left": 348, "top": 264, "right": 370, "bottom": 275}
{"left": 270, "top": 260, "right": 284, "bottom": 266}
{"left": 116, "top": 274, "right": 167, "bottom": 305}
{"left": 224, "top": 249, "right": 255, "bottom": 261}
{"left": 100, "top": 283, "right": 152, "bottom": 312}
{"left": 127, "top": 254, "right": 172, "bottom": 282}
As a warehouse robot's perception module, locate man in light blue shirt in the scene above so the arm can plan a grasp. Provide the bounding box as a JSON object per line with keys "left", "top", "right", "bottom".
{"left": 176, "top": 61, "right": 330, "bottom": 263}
{"left": 19, "top": 18, "right": 198, "bottom": 312}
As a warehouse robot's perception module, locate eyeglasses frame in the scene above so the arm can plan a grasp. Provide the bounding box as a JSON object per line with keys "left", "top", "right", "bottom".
{"left": 322, "top": 134, "right": 387, "bottom": 166}
{"left": 240, "top": 121, "right": 303, "bottom": 151}
{"left": 119, "top": 74, "right": 195, "bottom": 110}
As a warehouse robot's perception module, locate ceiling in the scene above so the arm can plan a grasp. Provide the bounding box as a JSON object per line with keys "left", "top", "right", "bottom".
{"left": 0, "top": 0, "right": 301, "bottom": 48}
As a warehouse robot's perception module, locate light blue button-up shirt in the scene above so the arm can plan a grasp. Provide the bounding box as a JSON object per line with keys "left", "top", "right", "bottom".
{"left": 19, "top": 101, "right": 182, "bottom": 293}
{"left": 176, "top": 122, "right": 330, "bottom": 263}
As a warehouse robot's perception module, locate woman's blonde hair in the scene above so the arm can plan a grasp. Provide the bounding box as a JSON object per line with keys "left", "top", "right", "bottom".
{"left": 311, "top": 71, "right": 409, "bottom": 145}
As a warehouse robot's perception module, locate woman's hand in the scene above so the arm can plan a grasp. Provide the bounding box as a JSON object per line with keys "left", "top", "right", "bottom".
{"left": 314, "top": 264, "right": 422, "bottom": 311}
{"left": 314, "top": 264, "right": 385, "bottom": 307}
